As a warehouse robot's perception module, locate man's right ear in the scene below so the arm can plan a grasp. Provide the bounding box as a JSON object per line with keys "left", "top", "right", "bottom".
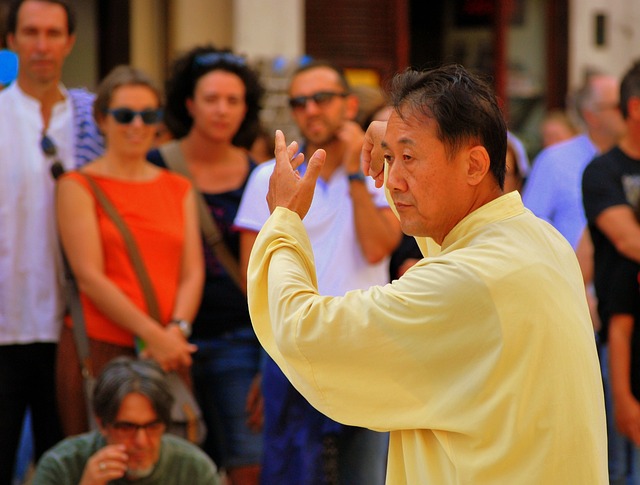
{"left": 6, "top": 33, "right": 15, "bottom": 51}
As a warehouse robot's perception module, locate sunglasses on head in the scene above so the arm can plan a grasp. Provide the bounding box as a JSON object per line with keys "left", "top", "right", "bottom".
{"left": 40, "top": 134, "right": 64, "bottom": 180}
{"left": 104, "top": 108, "right": 163, "bottom": 125}
{"left": 193, "top": 52, "right": 247, "bottom": 68}
{"left": 288, "top": 91, "right": 348, "bottom": 110}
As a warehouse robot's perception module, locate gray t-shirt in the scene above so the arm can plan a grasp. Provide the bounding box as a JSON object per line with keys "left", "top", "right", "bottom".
{"left": 32, "top": 431, "right": 220, "bottom": 484}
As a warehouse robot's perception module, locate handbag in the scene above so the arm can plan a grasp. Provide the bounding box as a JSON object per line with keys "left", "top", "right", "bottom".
{"left": 77, "top": 172, "right": 207, "bottom": 445}
{"left": 158, "top": 140, "right": 244, "bottom": 290}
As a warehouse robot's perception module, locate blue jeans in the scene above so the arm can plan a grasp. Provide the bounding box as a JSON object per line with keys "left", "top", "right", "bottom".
{"left": 260, "top": 356, "right": 388, "bottom": 485}
{"left": 191, "top": 328, "right": 263, "bottom": 469}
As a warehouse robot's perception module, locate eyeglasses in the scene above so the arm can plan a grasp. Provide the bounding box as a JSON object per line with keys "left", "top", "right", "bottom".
{"left": 104, "top": 108, "right": 163, "bottom": 125}
{"left": 288, "top": 91, "right": 348, "bottom": 110}
{"left": 40, "top": 134, "right": 65, "bottom": 180}
{"left": 193, "top": 52, "right": 247, "bottom": 68}
{"left": 108, "top": 419, "right": 165, "bottom": 439}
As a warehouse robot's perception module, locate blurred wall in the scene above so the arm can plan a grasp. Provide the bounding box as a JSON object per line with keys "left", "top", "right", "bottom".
{"left": 62, "top": 0, "right": 98, "bottom": 89}
{"left": 233, "top": 0, "right": 304, "bottom": 58}
{"left": 569, "top": 0, "right": 640, "bottom": 88}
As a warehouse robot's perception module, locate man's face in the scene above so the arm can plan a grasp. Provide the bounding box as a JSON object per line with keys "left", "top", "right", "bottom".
{"left": 288, "top": 67, "right": 353, "bottom": 147}
{"left": 7, "top": 0, "right": 75, "bottom": 86}
{"left": 587, "top": 75, "right": 626, "bottom": 143}
{"left": 100, "top": 393, "right": 165, "bottom": 479}
{"left": 383, "top": 110, "right": 472, "bottom": 243}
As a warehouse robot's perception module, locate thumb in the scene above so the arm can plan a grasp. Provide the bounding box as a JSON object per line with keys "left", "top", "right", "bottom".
{"left": 302, "top": 149, "right": 326, "bottom": 187}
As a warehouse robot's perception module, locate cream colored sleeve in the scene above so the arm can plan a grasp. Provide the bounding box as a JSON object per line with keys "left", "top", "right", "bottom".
{"left": 247, "top": 207, "right": 499, "bottom": 432}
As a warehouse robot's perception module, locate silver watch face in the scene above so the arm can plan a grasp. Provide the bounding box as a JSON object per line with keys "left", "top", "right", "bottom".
{"left": 173, "top": 320, "right": 191, "bottom": 338}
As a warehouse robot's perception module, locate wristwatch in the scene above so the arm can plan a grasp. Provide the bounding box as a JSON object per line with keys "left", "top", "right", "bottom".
{"left": 347, "top": 171, "right": 366, "bottom": 183}
{"left": 169, "top": 319, "right": 192, "bottom": 339}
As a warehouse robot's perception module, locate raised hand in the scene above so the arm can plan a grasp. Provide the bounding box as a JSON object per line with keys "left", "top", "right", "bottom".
{"left": 361, "top": 120, "right": 388, "bottom": 188}
{"left": 267, "top": 130, "right": 326, "bottom": 219}
{"left": 336, "top": 120, "right": 365, "bottom": 174}
{"left": 79, "top": 444, "right": 128, "bottom": 485}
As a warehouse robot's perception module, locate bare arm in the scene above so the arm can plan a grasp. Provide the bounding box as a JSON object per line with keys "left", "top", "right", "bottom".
{"left": 609, "top": 313, "right": 640, "bottom": 445}
{"left": 339, "top": 121, "right": 401, "bottom": 262}
{"left": 596, "top": 205, "right": 640, "bottom": 263}
{"left": 239, "top": 228, "right": 262, "bottom": 431}
{"left": 349, "top": 182, "right": 402, "bottom": 263}
{"left": 575, "top": 228, "right": 600, "bottom": 331}
{"left": 56, "top": 177, "right": 196, "bottom": 371}
{"left": 170, "top": 187, "right": 205, "bottom": 322}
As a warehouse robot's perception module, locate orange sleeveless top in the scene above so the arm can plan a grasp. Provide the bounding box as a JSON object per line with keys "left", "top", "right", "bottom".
{"left": 63, "top": 170, "right": 191, "bottom": 347}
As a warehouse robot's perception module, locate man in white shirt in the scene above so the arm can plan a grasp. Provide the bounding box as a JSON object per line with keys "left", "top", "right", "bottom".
{"left": 235, "top": 60, "right": 401, "bottom": 484}
{"left": 0, "top": 1, "right": 103, "bottom": 480}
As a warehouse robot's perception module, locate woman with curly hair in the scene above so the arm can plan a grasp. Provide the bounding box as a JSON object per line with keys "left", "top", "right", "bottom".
{"left": 148, "top": 45, "right": 264, "bottom": 485}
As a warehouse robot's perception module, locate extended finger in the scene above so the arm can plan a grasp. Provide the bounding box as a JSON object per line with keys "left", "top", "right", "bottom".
{"left": 302, "top": 149, "right": 326, "bottom": 188}
{"left": 286, "top": 141, "right": 299, "bottom": 164}
{"left": 274, "top": 130, "right": 289, "bottom": 168}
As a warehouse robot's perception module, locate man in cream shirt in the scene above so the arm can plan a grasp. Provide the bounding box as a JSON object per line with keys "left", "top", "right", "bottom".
{"left": 247, "top": 65, "right": 607, "bottom": 483}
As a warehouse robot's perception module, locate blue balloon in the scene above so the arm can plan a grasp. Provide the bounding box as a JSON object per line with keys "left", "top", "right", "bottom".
{"left": 0, "top": 50, "right": 19, "bottom": 86}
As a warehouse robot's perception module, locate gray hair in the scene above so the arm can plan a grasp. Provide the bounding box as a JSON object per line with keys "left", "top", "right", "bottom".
{"left": 92, "top": 357, "right": 174, "bottom": 427}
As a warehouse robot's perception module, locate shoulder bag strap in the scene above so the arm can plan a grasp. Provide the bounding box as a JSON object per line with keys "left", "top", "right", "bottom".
{"left": 55, "top": 173, "right": 98, "bottom": 428}
{"left": 79, "top": 173, "right": 162, "bottom": 322}
{"left": 158, "top": 140, "right": 243, "bottom": 290}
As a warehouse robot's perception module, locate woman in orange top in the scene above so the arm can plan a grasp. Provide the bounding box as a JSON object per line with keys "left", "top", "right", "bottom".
{"left": 55, "top": 66, "right": 204, "bottom": 436}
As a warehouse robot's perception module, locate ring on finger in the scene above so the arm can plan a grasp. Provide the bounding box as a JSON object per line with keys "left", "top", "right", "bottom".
{"left": 99, "top": 461, "right": 107, "bottom": 471}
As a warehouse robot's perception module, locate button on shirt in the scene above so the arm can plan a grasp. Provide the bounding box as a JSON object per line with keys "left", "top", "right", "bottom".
{"left": 0, "top": 83, "right": 74, "bottom": 343}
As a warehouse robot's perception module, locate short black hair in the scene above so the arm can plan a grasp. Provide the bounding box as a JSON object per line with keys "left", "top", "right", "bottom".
{"left": 6, "top": 0, "right": 76, "bottom": 36}
{"left": 93, "top": 357, "right": 174, "bottom": 427}
{"left": 164, "top": 44, "right": 264, "bottom": 149}
{"left": 389, "top": 64, "right": 507, "bottom": 189}
{"left": 620, "top": 60, "right": 640, "bottom": 120}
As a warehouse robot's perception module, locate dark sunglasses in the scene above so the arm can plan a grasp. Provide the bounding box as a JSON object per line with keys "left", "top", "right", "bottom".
{"left": 104, "top": 108, "right": 163, "bottom": 125}
{"left": 288, "top": 91, "right": 348, "bottom": 110}
{"left": 193, "top": 52, "right": 247, "bottom": 68}
{"left": 40, "top": 134, "right": 65, "bottom": 180}
{"left": 109, "top": 419, "right": 165, "bottom": 438}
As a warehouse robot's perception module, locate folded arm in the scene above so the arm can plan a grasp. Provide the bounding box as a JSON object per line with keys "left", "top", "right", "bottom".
{"left": 56, "top": 177, "right": 196, "bottom": 371}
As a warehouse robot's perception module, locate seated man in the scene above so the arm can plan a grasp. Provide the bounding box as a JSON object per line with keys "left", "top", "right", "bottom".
{"left": 33, "top": 357, "right": 219, "bottom": 484}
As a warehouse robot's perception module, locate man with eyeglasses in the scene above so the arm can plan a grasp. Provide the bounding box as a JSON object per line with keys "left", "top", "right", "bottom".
{"left": 32, "top": 357, "right": 219, "bottom": 484}
{"left": 523, "top": 72, "right": 625, "bottom": 250}
{"left": 0, "top": 1, "right": 104, "bottom": 480}
{"left": 235, "top": 60, "right": 401, "bottom": 485}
